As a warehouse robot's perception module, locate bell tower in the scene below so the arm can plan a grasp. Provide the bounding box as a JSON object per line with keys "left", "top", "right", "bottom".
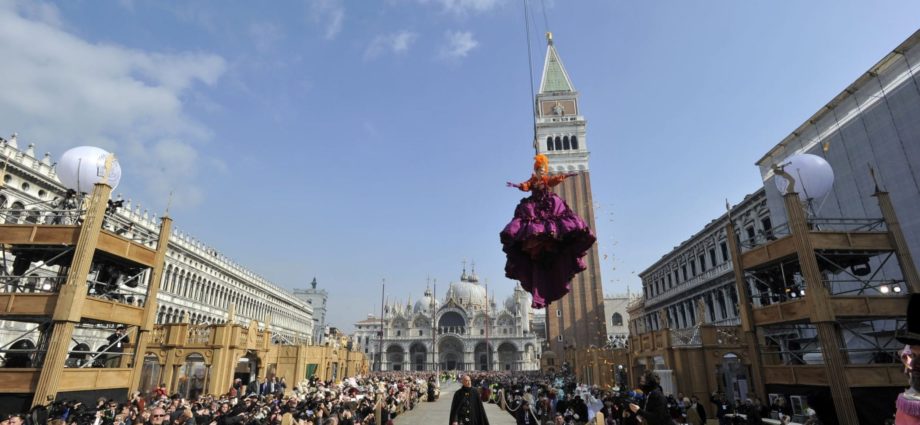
{"left": 534, "top": 33, "right": 607, "bottom": 366}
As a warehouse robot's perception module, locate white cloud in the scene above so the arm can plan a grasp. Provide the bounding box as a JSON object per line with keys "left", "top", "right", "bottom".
{"left": 417, "top": 0, "right": 504, "bottom": 15}
{"left": 364, "top": 30, "right": 418, "bottom": 61}
{"left": 439, "top": 30, "right": 478, "bottom": 59}
{"left": 310, "top": 0, "right": 345, "bottom": 40}
{"left": 0, "top": 2, "right": 226, "bottom": 208}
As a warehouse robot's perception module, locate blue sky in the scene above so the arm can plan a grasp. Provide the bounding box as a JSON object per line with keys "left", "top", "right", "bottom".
{"left": 1, "top": 0, "right": 919, "bottom": 331}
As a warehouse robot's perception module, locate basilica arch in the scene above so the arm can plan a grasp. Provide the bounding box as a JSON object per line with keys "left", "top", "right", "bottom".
{"left": 386, "top": 344, "right": 405, "bottom": 371}
{"left": 437, "top": 311, "right": 466, "bottom": 335}
{"left": 473, "top": 342, "right": 493, "bottom": 371}
{"left": 497, "top": 342, "right": 518, "bottom": 371}
{"left": 438, "top": 336, "right": 464, "bottom": 371}
{"left": 409, "top": 342, "right": 427, "bottom": 371}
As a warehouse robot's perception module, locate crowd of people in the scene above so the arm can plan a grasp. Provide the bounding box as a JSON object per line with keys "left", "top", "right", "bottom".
{"left": 1, "top": 369, "right": 827, "bottom": 425}
{"left": 465, "top": 370, "right": 816, "bottom": 425}
{"left": 8, "top": 372, "right": 441, "bottom": 425}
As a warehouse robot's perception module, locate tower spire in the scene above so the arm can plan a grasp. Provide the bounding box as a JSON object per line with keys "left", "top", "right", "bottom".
{"left": 539, "top": 34, "right": 575, "bottom": 94}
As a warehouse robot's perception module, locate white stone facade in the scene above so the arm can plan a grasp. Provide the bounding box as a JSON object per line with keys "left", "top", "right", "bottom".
{"left": 604, "top": 294, "right": 636, "bottom": 348}
{"left": 354, "top": 268, "right": 542, "bottom": 371}
{"left": 293, "top": 277, "right": 328, "bottom": 345}
{"left": 636, "top": 189, "right": 769, "bottom": 334}
{"left": 0, "top": 135, "right": 314, "bottom": 351}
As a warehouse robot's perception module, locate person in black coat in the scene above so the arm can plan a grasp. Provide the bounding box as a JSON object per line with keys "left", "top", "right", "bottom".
{"left": 103, "top": 326, "right": 127, "bottom": 367}
{"left": 711, "top": 392, "right": 733, "bottom": 425}
{"left": 449, "top": 375, "right": 490, "bottom": 425}
{"left": 628, "top": 370, "right": 670, "bottom": 425}
{"left": 690, "top": 396, "right": 707, "bottom": 424}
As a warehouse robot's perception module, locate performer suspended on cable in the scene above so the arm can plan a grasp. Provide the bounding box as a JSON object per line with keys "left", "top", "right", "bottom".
{"left": 500, "top": 154, "right": 596, "bottom": 309}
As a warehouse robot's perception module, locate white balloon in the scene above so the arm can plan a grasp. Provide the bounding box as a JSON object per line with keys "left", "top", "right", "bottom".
{"left": 774, "top": 153, "right": 834, "bottom": 200}
{"left": 56, "top": 146, "right": 122, "bottom": 193}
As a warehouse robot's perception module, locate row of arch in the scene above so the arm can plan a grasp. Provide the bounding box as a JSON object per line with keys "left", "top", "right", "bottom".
{"left": 546, "top": 135, "right": 579, "bottom": 151}
{"left": 160, "top": 264, "right": 307, "bottom": 338}
{"left": 1, "top": 194, "right": 310, "bottom": 342}
{"left": 156, "top": 305, "right": 228, "bottom": 325}
{"left": 0, "top": 195, "right": 41, "bottom": 224}
{"left": 384, "top": 338, "right": 533, "bottom": 371}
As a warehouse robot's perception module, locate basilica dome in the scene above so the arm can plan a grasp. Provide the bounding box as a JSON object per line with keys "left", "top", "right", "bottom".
{"left": 504, "top": 295, "right": 518, "bottom": 312}
{"left": 446, "top": 269, "right": 488, "bottom": 309}
{"left": 414, "top": 288, "right": 439, "bottom": 313}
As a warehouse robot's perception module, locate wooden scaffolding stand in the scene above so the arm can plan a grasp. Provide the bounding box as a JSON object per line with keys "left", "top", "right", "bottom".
{"left": 0, "top": 159, "right": 170, "bottom": 407}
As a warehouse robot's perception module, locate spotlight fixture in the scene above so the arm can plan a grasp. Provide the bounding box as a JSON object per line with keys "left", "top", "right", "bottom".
{"left": 880, "top": 285, "right": 890, "bottom": 294}
{"left": 893, "top": 285, "right": 902, "bottom": 293}
{"left": 800, "top": 289, "right": 806, "bottom": 296}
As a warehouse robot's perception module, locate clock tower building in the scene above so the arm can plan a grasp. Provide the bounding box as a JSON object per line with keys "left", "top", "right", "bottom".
{"left": 533, "top": 33, "right": 607, "bottom": 367}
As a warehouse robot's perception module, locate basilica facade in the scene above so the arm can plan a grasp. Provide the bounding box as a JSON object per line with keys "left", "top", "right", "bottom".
{"left": 354, "top": 268, "right": 542, "bottom": 371}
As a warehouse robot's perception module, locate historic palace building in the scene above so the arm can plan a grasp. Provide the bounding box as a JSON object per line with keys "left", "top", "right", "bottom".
{"left": 603, "top": 293, "right": 635, "bottom": 349}
{"left": 356, "top": 267, "right": 542, "bottom": 372}
{"left": 627, "top": 30, "right": 920, "bottom": 425}
{"left": 534, "top": 33, "right": 607, "bottom": 368}
{"left": 635, "top": 189, "right": 768, "bottom": 335}
{"left": 0, "top": 136, "right": 315, "bottom": 355}
{"left": 294, "top": 277, "right": 329, "bottom": 345}
{"left": 0, "top": 137, "right": 367, "bottom": 411}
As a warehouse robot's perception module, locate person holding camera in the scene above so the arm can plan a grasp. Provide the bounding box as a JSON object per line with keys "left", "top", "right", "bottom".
{"left": 627, "top": 370, "right": 670, "bottom": 425}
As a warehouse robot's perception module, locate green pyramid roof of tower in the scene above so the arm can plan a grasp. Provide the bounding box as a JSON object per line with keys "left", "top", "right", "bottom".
{"left": 540, "top": 43, "right": 575, "bottom": 93}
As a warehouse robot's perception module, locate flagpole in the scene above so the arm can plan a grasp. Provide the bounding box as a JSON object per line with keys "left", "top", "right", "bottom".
{"left": 378, "top": 279, "right": 385, "bottom": 371}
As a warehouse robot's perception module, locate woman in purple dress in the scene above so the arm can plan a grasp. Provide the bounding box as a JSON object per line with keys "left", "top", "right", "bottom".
{"left": 501, "top": 154, "right": 596, "bottom": 309}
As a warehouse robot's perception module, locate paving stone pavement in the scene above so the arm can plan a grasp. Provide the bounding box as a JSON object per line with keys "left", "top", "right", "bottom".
{"left": 394, "top": 382, "right": 515, "bottom": 425}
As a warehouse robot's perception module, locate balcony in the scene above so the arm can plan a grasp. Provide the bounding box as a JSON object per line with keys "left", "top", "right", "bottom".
{"left": 645, "top": 262, "right": 732, "bottom": 307}
{"left": 739, "top": 218, "right": 894, "bottom": 269}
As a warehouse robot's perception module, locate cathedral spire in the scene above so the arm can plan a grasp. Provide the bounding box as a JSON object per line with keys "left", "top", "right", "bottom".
{"left": 539, "top": 32, "right": 575, "bottom": 94}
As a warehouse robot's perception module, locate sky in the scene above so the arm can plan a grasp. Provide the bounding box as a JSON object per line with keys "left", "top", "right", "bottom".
{"left": 1, "top": 0, "right": 920, "bottom": 332}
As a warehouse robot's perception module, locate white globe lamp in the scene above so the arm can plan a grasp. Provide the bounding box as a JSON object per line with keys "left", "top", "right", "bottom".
{"left": 56, "top": 146, "right": 122, "bottom": 193}
{"left": 774, "top": 153, "right": 834, "bottom": 201}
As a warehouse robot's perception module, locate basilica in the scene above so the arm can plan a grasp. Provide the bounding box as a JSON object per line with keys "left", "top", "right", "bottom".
{"left": 353, "top": 267, "right": 543, "bottom": 371}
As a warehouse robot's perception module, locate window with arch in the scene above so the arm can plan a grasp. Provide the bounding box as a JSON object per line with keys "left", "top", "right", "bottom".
{"left": 563, "top": 136, "right": 570, "bottom": 150}
{"left": 546, "top": 137, "right": 554, "bottom": 151}
{"left": 9, "top": 202, "right": 24, "bottom": 223}
{"left": 571, "top": 136, "right": 578, "bottom": 149}
{"left": 612, "top": 313, "right": 623, "bottom": 326}
{"left": 554, "top": 136, "right": 562, "bottom": 150}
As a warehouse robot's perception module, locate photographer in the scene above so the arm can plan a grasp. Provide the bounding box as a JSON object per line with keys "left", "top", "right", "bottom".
{"left": 102, "top": 326, "right": 128, "bottom": 368}
{"left": 627, "top": 371, "right": 670, "bottom": 425}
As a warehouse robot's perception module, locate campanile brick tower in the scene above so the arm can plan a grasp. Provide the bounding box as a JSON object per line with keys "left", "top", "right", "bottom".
{"left": 533, "top": 33, "right": 607, "bottom": 368}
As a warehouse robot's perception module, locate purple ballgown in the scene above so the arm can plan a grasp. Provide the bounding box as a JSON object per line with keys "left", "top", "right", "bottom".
{"left": 501, "top": 187, "right": 596, "bottom": 309}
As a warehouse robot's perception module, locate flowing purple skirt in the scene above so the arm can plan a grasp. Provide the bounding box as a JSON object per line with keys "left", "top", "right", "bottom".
{"left": 500, "top": 190, "right": 596, "bottom": 309}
